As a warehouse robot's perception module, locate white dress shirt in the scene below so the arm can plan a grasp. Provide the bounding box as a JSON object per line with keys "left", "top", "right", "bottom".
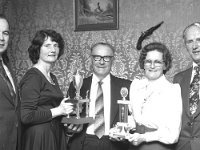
{"left": 86, "top": 74, "right": 111, "bottom": 135}
{"left": 129, "top": 75, "right": 182, "bottom": 144}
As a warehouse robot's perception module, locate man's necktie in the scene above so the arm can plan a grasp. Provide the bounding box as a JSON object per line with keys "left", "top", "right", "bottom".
{"left": 0, "top": 60, "right": 16, "bottom": 99}
{"left": 94, "top": 81, "right": 105, "bottom": 138}
{"left": 189, "top": 66, "right": 200, "bottom": 115}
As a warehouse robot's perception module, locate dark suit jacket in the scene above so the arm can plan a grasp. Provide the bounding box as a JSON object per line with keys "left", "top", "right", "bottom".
{"left": 173, "top": 67, "right": 200, "bottom": 150}
{"left": 0, "top": 62, "right": 20, "bottom": 150}
{"left": 67, "top": 74, "right": 131, "bottom": 150}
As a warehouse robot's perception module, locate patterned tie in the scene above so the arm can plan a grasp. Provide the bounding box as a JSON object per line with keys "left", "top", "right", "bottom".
{"left": 189, "top": 66, "right": 200, "bottom": 115}
{"left": 94, "top": 81, "right": 105, "bottom": 138}
{"left": 0, "top": 60, "right": 16, "bottom": 99}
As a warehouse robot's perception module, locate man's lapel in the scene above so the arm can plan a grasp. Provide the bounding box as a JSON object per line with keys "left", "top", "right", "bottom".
{"left": 110, "top": 75, "right": 119, "bottom": 126}
{"left": 7, "top": 63, "right": 18, "bottom": 108}
{"left": 0, "top": 62, "right": 17, "bottom": 107}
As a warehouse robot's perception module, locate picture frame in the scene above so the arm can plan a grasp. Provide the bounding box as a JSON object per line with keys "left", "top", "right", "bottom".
{"left": 74, "top": 0, "right": 119, "bottom": 31}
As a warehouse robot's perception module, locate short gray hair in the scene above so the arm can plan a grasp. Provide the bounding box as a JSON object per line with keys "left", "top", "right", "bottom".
{"left": 183, "top": 22, "right": 200, "bottom": 40}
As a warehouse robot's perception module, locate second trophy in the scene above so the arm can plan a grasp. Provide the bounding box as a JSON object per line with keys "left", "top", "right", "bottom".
{"left": 62, "top": 70, "right": 93, "bottom": 124}
{"left": 109, "top": 87, "right": 135, "bottom": 139}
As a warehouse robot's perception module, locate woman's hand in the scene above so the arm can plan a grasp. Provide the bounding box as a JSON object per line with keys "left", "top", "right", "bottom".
{"left": 59, "top": 97, "right": 74, "bottom": 115}
{"left": 109, "top": 126, "right": 124, "bottom": 141}
{"left": 126, "top": 133, "right": 146, "bottom": 146}
{"left": 51, "top": 97, "right": 74, "bottom": 118}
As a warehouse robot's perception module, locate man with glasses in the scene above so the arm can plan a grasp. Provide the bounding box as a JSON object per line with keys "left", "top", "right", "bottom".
{"left": 174, "top": 22, "right": 200, "bottom": 150}
{"left": 67, "top": 42, "right": 131, "bottom": 150}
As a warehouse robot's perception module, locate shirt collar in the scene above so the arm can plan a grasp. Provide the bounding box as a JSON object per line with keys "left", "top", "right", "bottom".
{"left": 92, "top": 73, "right": 110, "bottom": 85}
{"left": 143, "top": 75, "right": 166, "bottom": 90}
{"left": 193, "top": 62, "right": 199, "bottom": 69}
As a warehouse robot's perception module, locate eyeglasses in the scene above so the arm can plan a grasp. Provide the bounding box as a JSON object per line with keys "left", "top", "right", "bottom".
{"left": 92, "top": 55, "right": 113, "bottom": 62}
{"left": 144, "top": 59, "right": 164, "bottom": 67}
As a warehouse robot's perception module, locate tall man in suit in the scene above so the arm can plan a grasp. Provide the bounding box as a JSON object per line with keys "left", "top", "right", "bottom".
{"left": 67, "top": 42, "right": 131, "bottom": 150}
{"left": 0, "top": 14, "right": 20, "bottom": 150}
{"left": 173, "top": 22, "right": 200, "bottom": 150}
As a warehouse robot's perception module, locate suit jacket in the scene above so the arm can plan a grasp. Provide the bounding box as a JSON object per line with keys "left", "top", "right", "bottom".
{"left": 173, "top": 67, "right": 200, "bottom": 150}
{"left": 67, "top": 74, "right": 131, "bottom": 150}
{"left": 0, "top": 62, "right": 20, "bottom": 150}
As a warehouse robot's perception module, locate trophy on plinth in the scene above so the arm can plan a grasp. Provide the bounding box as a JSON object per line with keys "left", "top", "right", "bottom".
{"left": 109, "top": 87, "right": 133, "bottom": 139}
{"left": 61, "top": 70, "right": 93, "bottom": 124}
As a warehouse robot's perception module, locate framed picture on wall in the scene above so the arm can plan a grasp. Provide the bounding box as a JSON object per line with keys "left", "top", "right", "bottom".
{"left": 74, "top": 0, "right": 119, "bottom": 31}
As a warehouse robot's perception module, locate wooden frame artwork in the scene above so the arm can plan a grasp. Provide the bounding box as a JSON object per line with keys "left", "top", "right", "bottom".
{"left": 74, "top": 0, "right": 119, "bottom": 31}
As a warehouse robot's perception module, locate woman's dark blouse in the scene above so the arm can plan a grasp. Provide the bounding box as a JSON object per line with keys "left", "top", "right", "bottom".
{"left": 20, "top": 67, "right": 67, "bottom": 150}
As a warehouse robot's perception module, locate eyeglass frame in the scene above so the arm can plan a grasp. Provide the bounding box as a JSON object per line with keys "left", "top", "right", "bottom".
{"left": 144, "top": 59, "right": 165, "bottom": 67}
{"left": 92, "top": 55, "right": 114, "bottom": 62}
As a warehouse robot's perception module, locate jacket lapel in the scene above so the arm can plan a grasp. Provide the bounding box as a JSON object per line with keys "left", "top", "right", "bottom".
{"left": 7, "top": 63, "right": 18, "bottom": 108}
{"left": 110, "top": 75, "right": 119, "bottom": 127}
{"left": 0, "top": 62, "right": 18, "bottom": 108}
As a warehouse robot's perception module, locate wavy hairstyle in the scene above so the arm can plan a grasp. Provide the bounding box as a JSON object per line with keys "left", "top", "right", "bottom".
{"left": 28, "top": 29, "right": 64, "bottom": 64}
{"left": 139, "top": 42, "right": 172, "bottom": 74}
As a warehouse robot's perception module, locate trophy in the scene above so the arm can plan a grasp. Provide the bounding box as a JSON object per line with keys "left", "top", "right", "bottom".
{"left": 109, "top": 87, "right": 133, "bottom": 139}
{"left": 61, "top": 70, "right": 93, "bottom": 124}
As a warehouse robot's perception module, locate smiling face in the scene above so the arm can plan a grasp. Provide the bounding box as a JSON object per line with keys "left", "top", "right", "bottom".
{"left": 38, "top": 36, "right": 59, "bottom": 64}
{"left": 91, "top": 44, "right": 114, "bottom": 80}
{"left": 184, "top": 25, "right": 200, "bottom": 65}
{"left": 0, "top": 18, "right": 9, "bottom": 55}
{"left": 144, "top": 50, "right": 166, "bottom": 81}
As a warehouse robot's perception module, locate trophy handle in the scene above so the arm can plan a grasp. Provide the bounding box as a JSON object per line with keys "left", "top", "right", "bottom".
{"left": 85, "top": 90, "right": 90, "bottom": 117}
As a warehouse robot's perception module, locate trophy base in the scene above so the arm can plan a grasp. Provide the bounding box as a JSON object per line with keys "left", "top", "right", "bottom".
{"left": 61, "top": 116, "right": 94, "bottom": 124}
{"left": 109, "top": 122, "right": 133, "bottom": 139}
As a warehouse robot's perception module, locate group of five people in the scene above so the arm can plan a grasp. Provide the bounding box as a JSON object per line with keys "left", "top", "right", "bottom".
{"left": 0, "top": 13, "right": 200, "bottom": 150}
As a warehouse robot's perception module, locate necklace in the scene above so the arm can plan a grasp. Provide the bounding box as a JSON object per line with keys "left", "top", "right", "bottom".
{"left": 46, "top": 74, "right": 55, "bottom": 85}
{"left": 33, "top": 66, "right": 55, "bottom": 85}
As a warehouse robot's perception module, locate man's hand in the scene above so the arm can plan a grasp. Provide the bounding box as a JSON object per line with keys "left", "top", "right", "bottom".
{"left": 64, "top": 123, "right": 83, "bottom": 134}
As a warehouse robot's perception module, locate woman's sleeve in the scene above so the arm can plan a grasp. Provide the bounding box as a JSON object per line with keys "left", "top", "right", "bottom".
{"left": 20, "top": 72, "right": 52, "bottom": 125}
{"left": 144, "top": 84, "right": 182, "bottom": 144}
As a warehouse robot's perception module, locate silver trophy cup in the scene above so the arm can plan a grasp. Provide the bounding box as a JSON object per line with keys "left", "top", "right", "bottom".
{"left": 61, "top": 70, "right": 93, "bottom": 124}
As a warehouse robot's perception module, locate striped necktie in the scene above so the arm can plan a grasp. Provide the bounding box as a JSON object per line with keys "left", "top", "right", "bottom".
{"left": 189, "top": 66, "right": 200, "bottom": 115}
{"left": 94, "top": 81, "right": 105, "bottom": 138}
{"left": 0, "top": 60, "right": 16, "bottom": 99}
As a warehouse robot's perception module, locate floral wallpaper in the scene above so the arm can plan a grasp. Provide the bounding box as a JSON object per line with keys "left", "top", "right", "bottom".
{"left": 0, "top": 0, "right": 199, "bottom": 95}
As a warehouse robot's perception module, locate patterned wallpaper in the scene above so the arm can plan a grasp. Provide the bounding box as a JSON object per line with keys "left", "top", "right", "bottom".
{"left": 1, "top": 0, "right": 200, "bottom": 95}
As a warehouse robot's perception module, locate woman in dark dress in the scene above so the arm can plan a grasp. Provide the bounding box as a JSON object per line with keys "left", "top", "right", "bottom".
{"left": 20, "top": 29, "right": 73, "bottom": 150}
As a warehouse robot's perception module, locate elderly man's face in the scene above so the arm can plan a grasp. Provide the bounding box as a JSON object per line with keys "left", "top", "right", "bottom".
{"left": 184, "top": 25, "right": 200, "bottom": 64}
{"left": 0, "top": 18, "right": 9, "bottom": 55}
{"left": 91, "top": 44, "right": 114, "bottom": 80}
